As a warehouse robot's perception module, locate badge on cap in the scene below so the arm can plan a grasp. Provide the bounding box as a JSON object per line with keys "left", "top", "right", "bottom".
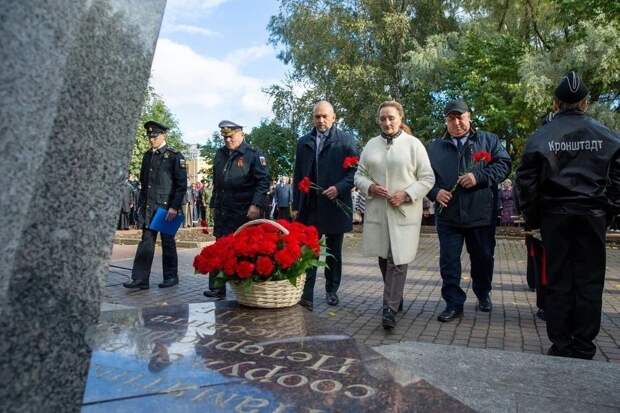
{"left": 180, "top": 158, "right": 186, "bottom": 169}
{"left": 259, "top": 156, "right": 267, "bottom": 166}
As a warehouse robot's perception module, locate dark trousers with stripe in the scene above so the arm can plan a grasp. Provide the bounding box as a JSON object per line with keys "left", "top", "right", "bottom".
{"left": 540, "top": 213, "right": 606, "bottom": 359}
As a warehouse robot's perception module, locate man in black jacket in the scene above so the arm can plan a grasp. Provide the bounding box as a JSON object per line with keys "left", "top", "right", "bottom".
{"left": 427, "top": 100, "right": 512, "bottom": 322}
{"left": 293, "top": 101, "right": 357, "bottom": 311}
{"left": 124, "top": 121, "right": 187, "bottom": 289}
{"left": 203, "top": 120, "right": 271, "bottom": 299}
{"left": 516, "top": 72, "right": 620, "bottom": 359}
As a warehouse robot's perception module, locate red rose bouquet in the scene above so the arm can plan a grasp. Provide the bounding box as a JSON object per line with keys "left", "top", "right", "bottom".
{"left": 437, "top": 150, "right": 493, "bottom": 213}
{"left": 193, "top": 219, "right": 323, "bottom": 291}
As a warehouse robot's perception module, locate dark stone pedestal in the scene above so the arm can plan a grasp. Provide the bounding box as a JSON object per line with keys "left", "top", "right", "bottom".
{"left": 0, "top": 1, "right": 165, "bottom": 411}
{"left": 83, "top": 302, "right": 473, "bottom": 412}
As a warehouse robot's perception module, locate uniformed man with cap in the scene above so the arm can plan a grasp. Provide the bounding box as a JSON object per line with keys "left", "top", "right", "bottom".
{"left": 123, "top": 120, "right": 188, "bottom": 289}
{"left": 516, "top": 72, "right": 620, "bottom": 359}
{"left": 203, "top": 120, "right": 271, "bottom": 298}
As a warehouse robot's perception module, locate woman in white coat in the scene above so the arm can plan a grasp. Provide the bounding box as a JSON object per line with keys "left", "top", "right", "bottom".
{"left": 354, "top": 101, "right": 435, "bottom": 329}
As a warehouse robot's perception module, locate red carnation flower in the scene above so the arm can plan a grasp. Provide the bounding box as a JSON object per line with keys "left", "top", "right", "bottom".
{"left": 236, "top": 261, "right": 254, "bottom": 279}
{"left": 283, "top": 239, "right": 302, "bottom": 260}
{"left": 193, "top": 254, "right": 209, "bottom": 273}
{"left": 342, "top": 156, "right": 359, "bottom": 169}
{"left": 473, "top": 151, "right": 492, "bottom": 163}
{"left": 256, "top": 256, "right": 274, "bottom": 278}
{"left": 298, "top": 177, "right": 312, "bottom": 194}
{"left": 223, "top": 258, "right": 237, "bottom": 276}
{"left": 275, "top": 249, "right": 296, "bottom": 269}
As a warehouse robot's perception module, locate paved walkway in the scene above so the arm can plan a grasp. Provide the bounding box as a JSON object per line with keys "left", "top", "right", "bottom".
{"left": 106, "top": 232, "right": 620, "bottom": 363}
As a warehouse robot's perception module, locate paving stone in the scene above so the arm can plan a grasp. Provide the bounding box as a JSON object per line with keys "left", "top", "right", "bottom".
{"left": 106, "top": 234, "right": 620, "bottom": 362}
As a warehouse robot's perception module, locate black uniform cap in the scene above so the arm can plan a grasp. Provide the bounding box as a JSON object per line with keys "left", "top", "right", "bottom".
{"left": 443, "top": 99, "right": 470, "bottom": 116}
{"left": 554, "top": 71, "right": 589, "bottom": 104}
{"left": 144, "top": 120, "right": 169, "bottom": 137}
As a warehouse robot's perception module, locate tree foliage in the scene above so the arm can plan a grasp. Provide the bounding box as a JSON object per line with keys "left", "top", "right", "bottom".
{"left": 128, "top": 85, "right": 187, "bottom": 178}
{"left": 268, "top": 0, "right": 459, "bottom": 138}
{"left": 199, "top": 132, "right": 223, "bottom": 178}
{"left": 268, "top": 0, "right": 620, "bottom": 164}
{"left": 246, "top": 120, "right": 297, "bottom": 179}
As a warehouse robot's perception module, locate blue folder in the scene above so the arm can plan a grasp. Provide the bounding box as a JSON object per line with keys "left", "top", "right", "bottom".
{"left": 149, "top": 207, "right": 184, "bottom": 236}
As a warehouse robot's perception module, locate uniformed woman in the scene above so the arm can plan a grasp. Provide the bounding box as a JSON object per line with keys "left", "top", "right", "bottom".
{"left": 203, "top": 120, "right": 271, "bottom": 298}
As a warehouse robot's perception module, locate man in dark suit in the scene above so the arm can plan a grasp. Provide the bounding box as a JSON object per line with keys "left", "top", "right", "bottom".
{"left": 123, "top": 120, "right": 187, "bottom": 289}
{"left": 292, "top": 101, "right": 358, "bottom": 311}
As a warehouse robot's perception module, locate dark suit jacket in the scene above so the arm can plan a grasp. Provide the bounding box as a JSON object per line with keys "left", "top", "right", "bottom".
{"left": 293, "top": 126, "right": 357, "bottom": 234}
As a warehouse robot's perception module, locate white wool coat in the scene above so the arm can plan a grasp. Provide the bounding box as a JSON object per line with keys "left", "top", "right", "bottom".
{"left": 354, "top": 133, "right": 435, "bottom": 265}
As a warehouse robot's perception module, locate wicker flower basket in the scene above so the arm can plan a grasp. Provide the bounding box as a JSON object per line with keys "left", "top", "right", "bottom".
{"left": 229, "top": 219, "right": 306, "bottom": 308}
{"left": 230, "top": 273, "right": 306, "bottom": 308}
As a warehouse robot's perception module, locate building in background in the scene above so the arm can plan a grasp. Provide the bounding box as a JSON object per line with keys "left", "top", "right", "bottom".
{"left": 184, "top": 144, "right": 209, "bottom": 183}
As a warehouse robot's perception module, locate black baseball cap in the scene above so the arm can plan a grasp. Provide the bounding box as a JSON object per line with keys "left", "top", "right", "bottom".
{"left": 443, "top": 99, "right": 470, "bottom": 116}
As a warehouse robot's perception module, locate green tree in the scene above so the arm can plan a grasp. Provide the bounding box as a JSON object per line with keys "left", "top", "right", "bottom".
{"left": 268, "top": 0, "right": 459, "bottom": 140}
{"left": 245, "top": 120, "right": 297, "bottom": 179}
{"left": 199, "top": 131, "right": 223, "bottom": 178}
{"left": 270, "top": 0, "right": 620, "bottom": 165}
{"left": 128, "top": 85, "right": 187, "bottom": 177}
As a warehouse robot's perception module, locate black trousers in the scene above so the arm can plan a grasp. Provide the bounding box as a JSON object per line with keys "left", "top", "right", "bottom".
{"left": 526, "top": 236, "right": 548, "bottom": 310}
{"left": 540, "top": 213, "right": 606, "bottom": 359}
{"left": 278, "top": 207, "right": 291, "bottom": 221}
{"left": 117, "top": 211, "right": 130, "bottom": 230}
{"left": 302, "top": 232, "right": 344, "bottom": 302}
{"left": 436, "top": 221, "right": 495, "bottom": 310}
{"left": 131, "top": 229, "right": 178, "bottom": 282}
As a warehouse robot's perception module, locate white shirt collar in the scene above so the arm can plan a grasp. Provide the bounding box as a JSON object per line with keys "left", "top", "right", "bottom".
{"left": 152, "top": 141, "right": 167, "bottom": 152}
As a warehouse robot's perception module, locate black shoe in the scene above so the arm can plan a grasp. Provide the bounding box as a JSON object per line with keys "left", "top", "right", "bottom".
{"left": 437, "top": 308, "right": 463, "bottom": 322}
{"left": 547, "top": 345, "right": 572, "bottom": 358}
{"left": 122, "top": 280, "right": 149, "bottom": 290}
{"left": 478, "top": 297, "right": 492, "bottom": 312}
{"left": 326, "top": 292, "right": 339, "bottom": 306}
{"left": 398, "top": 298, "right": 404, "bottom": 313}
{"left": 299, "top": 298, "right": 314, "bottom": 312}
{"left": 203, "top": 289, "right": 225, "bottom": 299}
{"left": 158, "top": 278, "right": 178, "bottom": 288}
{"left": 382, "top": 307, "right": 396, "bottom": 329}
{"left": 536, "top": 309, "right": 545, "bottom": 321}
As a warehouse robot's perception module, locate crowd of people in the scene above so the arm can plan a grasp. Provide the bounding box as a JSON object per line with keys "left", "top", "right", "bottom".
{"left": 117, "top": 178, "right": 213, "bottom": 231}
{"left": 121, "top": 72, "right": 619, "bottom": 361}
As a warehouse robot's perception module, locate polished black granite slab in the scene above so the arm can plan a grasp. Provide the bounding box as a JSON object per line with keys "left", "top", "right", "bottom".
{"left": 82, "top": 302, "right": 474, "bottom": 412}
